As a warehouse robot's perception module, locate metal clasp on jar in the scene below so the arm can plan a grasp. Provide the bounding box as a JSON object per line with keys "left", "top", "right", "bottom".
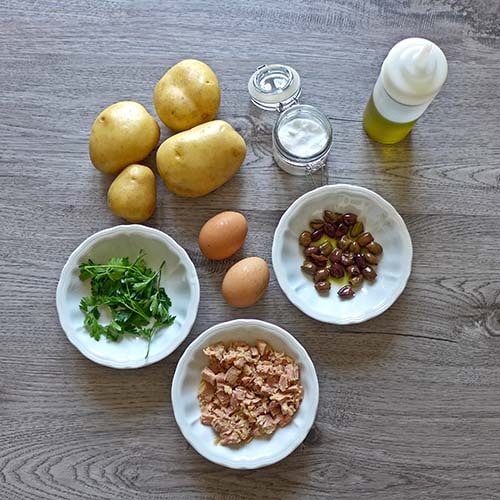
{"left": 277, "top": 97, "right": 300, "bottom": 113}
{"left": 305, "top": 161, "right": 328, "bottom": 187}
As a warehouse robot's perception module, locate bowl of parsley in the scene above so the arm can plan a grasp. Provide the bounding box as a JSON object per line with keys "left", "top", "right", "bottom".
{"left": 56, "top": 225, "right": 200, "bottom": 368}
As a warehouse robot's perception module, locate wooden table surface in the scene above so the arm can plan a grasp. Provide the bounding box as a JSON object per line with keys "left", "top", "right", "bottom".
{"left": 2, "top": 0, "right": 500, "bottom": 498}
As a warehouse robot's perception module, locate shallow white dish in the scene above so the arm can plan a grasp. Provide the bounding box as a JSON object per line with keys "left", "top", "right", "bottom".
{"left": 171, "top": 319, "right": 319, "bottom": 469}
{"left": 56, "top": 225, "right": 200, "bottom": 369}
{"left": 272, "top": 184, "right": 413, "bottom": 324}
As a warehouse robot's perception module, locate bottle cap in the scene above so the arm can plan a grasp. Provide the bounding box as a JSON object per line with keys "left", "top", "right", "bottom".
{"left": 248, "top": 64, "right": 302, "bottom": 111}
{"left": 381, "top": 38, "right": 448, "bottom": 106}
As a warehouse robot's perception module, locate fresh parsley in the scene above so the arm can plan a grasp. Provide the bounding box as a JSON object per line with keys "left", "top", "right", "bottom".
{"left": 78, "top": 251, "right": 175, "bottom": 358}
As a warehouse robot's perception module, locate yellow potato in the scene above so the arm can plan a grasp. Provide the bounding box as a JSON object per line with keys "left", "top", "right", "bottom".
{"left": 154, "top": 59, "right": 220, "bottom": 132}
{"left": 156, "top": 120, "right": 246, "bottom": 198}
{"left": 107, "top": 164, "right": 156, "bottom": 222}
{"left": 89, "top": 101, "right": 160, "bottom": 174}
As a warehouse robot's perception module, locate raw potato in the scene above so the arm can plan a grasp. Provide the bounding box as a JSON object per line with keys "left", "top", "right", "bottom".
{"left": 89, "top": 101, "right": 160, "bottom": 174}
{"left": 154, "top": 59, "right": 220, "bottom": 132}
{"left": 156, "top": 120, "right": 246, "bottom": 197}
{"left": 107, "top": 164, "right": 156, "bottom": 223}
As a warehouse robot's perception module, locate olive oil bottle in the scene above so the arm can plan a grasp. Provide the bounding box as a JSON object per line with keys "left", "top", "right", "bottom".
{"left": 363, "top": 38, "right": 448, "bottom": 144}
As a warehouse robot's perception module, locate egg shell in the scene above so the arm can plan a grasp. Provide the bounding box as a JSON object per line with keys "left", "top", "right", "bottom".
{"left": 199, "top": 211, "right": 248, "bottom": 260}
{"left": 222, "top": 257, "right": 270, "bottom": 308}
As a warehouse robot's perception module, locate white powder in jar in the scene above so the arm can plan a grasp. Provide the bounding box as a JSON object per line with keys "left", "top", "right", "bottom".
{"left": 277, "top": 117, "right": 329, "bottom": 158}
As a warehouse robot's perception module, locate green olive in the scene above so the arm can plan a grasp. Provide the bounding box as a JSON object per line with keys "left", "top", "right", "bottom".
{"left": 350, "top": 221, "right": 364, "bottom": 238}
{"left": 323, "top": 210, "right": 342, "bottom": 224}
{"left": 301, "top": 262, "right": 317, "bottom": 275}
{"left": 357, "top": 232, "right": 374, "bottom": 247}
{"left": 362, "top": 265, "right": 377, "bottom": 281}
{"left": 314, "top": 268, "right": 330, "bottom": 283}
{"left": 349, "top": 241, "right": 361, "bottom": 254}
{"left": 350, "top": 275, "right": 364, "bottom": 287}
{"left": 338, "top": 235, "right": 351, "bottom": 250}
{"left": 364, "top": 252, "right": 379, "bottom": 265}
{"left": 299, "top": 231, "right": 312, "bottom": 247}
{"left": 315, "top": 281, "right": 331, "bottom": 293}
{"left": 366, "top": 241, "right": 383, "bottom": 255}
{"left": 319, "top": 241, "right": 333, "bottom": 256}
{"left": 309, "top": 219, "right": 325, "bottom": 230}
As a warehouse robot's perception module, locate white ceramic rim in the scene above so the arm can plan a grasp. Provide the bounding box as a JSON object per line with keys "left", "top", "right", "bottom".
{"left": 171, "top": 319, "right": 320, "bottom": 469}
{"left": 56, "top": 224, "right": 200, "bottom": 369}
{"left": 272, "top": 184, "right": 413, "bottom": 324}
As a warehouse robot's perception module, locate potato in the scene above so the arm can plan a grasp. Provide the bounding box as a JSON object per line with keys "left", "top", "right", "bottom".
{"left": 89, "top": 101, "right": 160, "bottom": 174}
{"left": 107, "top": 164, "right": 156, "bottom": 222}
{"left": 156, "top": 120, "right": 246, "bottom": 198}
{"left": 154, "top": 59, "right": 220, "bottom": 132}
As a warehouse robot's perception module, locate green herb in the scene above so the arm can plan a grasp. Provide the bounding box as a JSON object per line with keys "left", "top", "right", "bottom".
{"left": 78, "top": 251, "right": 175, "bottom": 358}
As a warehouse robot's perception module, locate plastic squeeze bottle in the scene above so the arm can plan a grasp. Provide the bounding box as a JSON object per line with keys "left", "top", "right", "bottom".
{"left": 363, "top": 37, "right": 448, "bottom": 144}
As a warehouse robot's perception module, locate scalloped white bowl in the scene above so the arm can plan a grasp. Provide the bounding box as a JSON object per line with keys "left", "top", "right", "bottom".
{"left": 171, "top": 319, "right": 319, "bottom": 469}
{"left": 56, "top": 225, "right": 200, "bottom": 368}
{"left": 272, "top": 184, "right": 413, "bottom": 324}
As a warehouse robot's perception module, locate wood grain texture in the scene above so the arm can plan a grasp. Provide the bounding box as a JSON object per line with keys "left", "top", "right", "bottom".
{"left": 1, "top": 0, "right": 500, "bottom": 498}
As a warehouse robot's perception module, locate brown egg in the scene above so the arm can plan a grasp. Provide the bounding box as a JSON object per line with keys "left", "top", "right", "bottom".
{"left": 199, "top": 211, "right": 248, "bottom": 260}
{"left": 222, "top": 257, "right": 270, "bottom": 308}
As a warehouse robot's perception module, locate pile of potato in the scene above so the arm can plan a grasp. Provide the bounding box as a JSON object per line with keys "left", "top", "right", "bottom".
{"left": 89, "top": 59, "right": 246, "bottom": 222}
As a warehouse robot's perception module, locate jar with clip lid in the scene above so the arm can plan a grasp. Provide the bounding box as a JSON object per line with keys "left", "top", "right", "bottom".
{"left": 248, "top": 64, "right": 333, "bottom": 181}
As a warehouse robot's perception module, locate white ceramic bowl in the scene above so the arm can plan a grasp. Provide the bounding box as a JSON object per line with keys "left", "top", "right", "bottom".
{"left": 272, "top": 184, "right": 413, "bottom": 324}
{"left": 56, "top": 225, "right": 200, "bottom": 368}
{"left": 171, "top": 319, "right": 319, "bottom": 469}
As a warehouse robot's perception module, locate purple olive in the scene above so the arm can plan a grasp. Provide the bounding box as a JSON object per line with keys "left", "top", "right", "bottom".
{"left": 338, "top": 285, "right": 355, "bottom": 299}
{"left": 334, "top": 223, "right": 349, "bottom": 238}
{"left": 311, "top": 229, "right": 324, "bottom": 242}
{"left": 354, "top": 253, "right": 367, "bottom": 268}
{"left": 343, "top": 213, "right": 358, "bottom": 226}
{"left": 323, "top": 223, "right": 337, "bottom": 238}
{"left": 329, "top": 262, "right": 345, "bottom": 279}
{"left": 329, "top": 248, "right": 343, "bottom": 264}
{"left": 304, "top": 246, "right": 320, "bottom": 257}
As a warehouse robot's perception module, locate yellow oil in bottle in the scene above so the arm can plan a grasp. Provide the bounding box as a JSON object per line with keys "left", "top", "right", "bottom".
{"left": 362, "top": 94, "right": 417, "bottom": 144}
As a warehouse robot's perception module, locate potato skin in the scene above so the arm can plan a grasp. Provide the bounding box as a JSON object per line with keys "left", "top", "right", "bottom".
{"left": 154, "top": 59, "right": 220, "bottom": 132}
{"left": 156, "top": 120, "right": 246, "bottom": 198}
{"left": 107, "top": 164, "right": 156, "bottom": 222}
{"left": 89, "top": 101, "right": 160, "bottom": 174}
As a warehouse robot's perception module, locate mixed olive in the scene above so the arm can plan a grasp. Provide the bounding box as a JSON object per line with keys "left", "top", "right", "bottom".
{"left": 299, "top": 211, "right": 383, "bottom": 299}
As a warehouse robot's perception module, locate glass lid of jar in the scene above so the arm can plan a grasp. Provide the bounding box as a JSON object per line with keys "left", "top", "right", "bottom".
{"left": 248, "top": 64, "right": 302, "bottom": 111}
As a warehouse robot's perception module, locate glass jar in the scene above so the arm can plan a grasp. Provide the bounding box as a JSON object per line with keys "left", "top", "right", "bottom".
{"left": 248, "top": 64, "right": 333, "bottom": 177}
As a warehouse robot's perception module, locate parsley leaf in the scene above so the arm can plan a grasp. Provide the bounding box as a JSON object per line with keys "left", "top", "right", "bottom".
{"left": 78, "top": 251, "right": 175, "bottom": 358}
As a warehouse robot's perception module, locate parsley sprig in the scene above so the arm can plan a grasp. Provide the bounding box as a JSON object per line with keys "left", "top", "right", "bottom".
{"left": 79, "top": 251, "right": 175, "bottom": 358}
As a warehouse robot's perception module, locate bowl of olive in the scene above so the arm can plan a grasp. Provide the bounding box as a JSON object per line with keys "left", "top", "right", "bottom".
{"left": 272, "top": 184, "right": 412, "bottom": 324}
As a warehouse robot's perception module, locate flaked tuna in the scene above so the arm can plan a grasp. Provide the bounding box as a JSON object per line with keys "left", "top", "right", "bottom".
{"left": 197, "top": 340, "right": 304, "bottom": 446}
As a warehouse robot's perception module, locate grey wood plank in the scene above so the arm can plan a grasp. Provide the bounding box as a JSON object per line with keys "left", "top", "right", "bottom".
{"left": 1, "top": 0, "right": 500, "bottom": 499}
